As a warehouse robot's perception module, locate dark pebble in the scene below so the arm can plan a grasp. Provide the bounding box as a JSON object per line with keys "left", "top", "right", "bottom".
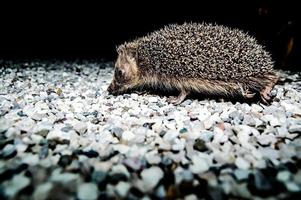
{"left": 47, "top": 139, "right": 70, "bottom": 150}
{"left": 39, "top": 144, "right": 49, "bottom": 159}
{"left": 193, "top": 139, "right": 208, "bottom": 152}
{"left": 91, "top": 110, "right": 98, "bottom": 117}
{"left": 123, "top": 94, "right": 131, "bottom": 99}
{"left": 159, "top": 130, "right": 166, "bottom": 137}
{"left": 92, "top": 170, "right": 107, "bottom": 187}
{"left": 143, "top": 122, "right": 155, "bottom": 129}
{"left": 248, "top": 171, "right": 276, "bottom": 197}
{"left": 83, "top": 150, "right": 99, "bottom": 158}
{"left": 17, "top": 110, "right": 27, "bottom": 117}
{"left": 74, "top": 149, "right": 99, "bottom": 158}
{"left": 61, "top": 126, "right": 73, "bottom": 132}
{"left": 95, "top": 91, "right": 101, "bottom": 98}
{"left": 179, "top": 128, "right": 188, "bottom": 133}
{"left": 0, "top": 137, "right": 14, "bottom": 149}
{"left": 161, "top": 157, "right": 173, "bottom": 168}
{"left": 161, "top": 170, "right": 175, "bottom": 187}
{"left": 0, "top": 163, "right": 28, "bottom": 182}
{"left": 108, "top": 173, "right": 128, "bottom": 185}
{"left": 1, "top": 144, "right": 17, "bottom": 159}
{"left": 284, "top": 162, "right": 298, "bottom": 173}
{"left": 35, "top": 129, "right": 49, "bottom": 137}
{"left": 128, "top": 187, "right": 144, "bottom": 199}
{"left": 111, "top": 127, "right": 124, "bottom": 139}
{"left": 58, "top": 155, "right": 73, "bottom": 168}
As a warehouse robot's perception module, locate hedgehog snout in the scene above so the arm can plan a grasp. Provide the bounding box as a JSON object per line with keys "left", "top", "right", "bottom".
{"left": 107, "top": 80, "right": 124, "bottom": 95}
{"left": 107, "top": 82, "right": 117, "bottom": 95}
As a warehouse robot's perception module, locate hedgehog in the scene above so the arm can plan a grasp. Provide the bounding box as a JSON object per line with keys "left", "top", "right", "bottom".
{"left": 107, "top": 22, "right": 279, "bottom": 105}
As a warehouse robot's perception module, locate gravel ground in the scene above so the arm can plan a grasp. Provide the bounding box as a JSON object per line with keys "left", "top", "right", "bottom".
{"left": 0, "top": 60, "right": 301, "bottom": 200}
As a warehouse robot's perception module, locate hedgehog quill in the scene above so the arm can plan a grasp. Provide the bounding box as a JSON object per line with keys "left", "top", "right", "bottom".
{"left": 107, "top": 23, "right": 279, "bottom": 105}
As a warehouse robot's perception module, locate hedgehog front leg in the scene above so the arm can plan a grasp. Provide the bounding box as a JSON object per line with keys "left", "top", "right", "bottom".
{"left": 238, "top": 83, "right": 256, "bottom": 99}
{"left": 169, "top": 90, "right": 190, "bottom": 105}
{"left": 260, "top": 73, "right": 279, "bottom": 105}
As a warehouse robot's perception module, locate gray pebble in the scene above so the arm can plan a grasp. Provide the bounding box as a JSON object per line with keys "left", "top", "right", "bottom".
{"left": 77, "top": 183, "right": 99, "bottom": 200}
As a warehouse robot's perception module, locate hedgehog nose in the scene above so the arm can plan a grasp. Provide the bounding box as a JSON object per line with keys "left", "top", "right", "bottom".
{"left": 107, "top": 84, "right": 113, "bottom": 94}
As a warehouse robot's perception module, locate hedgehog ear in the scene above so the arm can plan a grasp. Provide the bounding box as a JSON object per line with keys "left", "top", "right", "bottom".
{"left": 126, "top": 48, "right": 138, "bottom": 61}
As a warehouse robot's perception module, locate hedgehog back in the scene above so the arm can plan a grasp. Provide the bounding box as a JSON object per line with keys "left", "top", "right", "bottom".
{"left": 136, "top": 23, "right": 273, "bottom": 81}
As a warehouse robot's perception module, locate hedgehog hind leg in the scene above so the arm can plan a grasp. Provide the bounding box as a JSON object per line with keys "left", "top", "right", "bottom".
{"left": 237, "top": 82, "right": 256, "bottom": 99}
{"left": 247, "top": 72, "right": 279, "bottom": 105}
{"left": 168, "top": 90, "right": 190, "bottom": 105}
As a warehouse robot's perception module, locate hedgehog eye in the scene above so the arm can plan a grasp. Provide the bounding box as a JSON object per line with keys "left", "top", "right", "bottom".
{"left": 115, "top": 69, "right": 124, "bottom": 83}
{"left": 117, "top": 69, "right": 123, "bottom": 77}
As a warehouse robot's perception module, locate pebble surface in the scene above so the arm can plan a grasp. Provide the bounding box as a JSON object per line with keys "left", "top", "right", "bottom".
{"left": 0, "top": 60, "right": 301, "bottom": 199}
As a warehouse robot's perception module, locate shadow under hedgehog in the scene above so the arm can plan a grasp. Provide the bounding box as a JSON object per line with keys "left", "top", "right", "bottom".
{"left": 107, "top": 22, "right": 279, "bottom": 105}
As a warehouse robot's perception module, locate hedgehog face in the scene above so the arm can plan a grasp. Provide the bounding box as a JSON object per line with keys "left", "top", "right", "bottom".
{"left": 108, "top": 47, "right": 139, "bottom": 95}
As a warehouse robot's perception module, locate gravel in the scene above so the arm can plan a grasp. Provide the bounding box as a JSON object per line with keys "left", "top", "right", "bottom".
{"left": 0, "top": 60, "right": 301, "bottom": 199}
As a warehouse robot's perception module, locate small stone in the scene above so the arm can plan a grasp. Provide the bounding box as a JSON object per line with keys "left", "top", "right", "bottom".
{"left": 190, "top": 155, "right": 209, "bottom": 174}
{"left": 163, "top": 130, "right": 179, "bottom": 142}
{"left": 193, "top": 139, "right": 208, "bottom": 152}
{"left": 148, "top": 96, "right": 158, "bottom": 103}
{"left": 77, "top": 183, "right": 99, "bottom": 200}
{"left": 1, "top": 144, "right": 17, "bottom": 159}
{"left": 197, "top": 107, "right": 211, "bottom": 121}
{"left": 51, "top": 171, "right": 80, "bottom": 186}
{"left": 56, "top": 88, "right": 63, "bottom": 96}
{"left": 5, "top": 173, "right": 30, "bottom": 198}
{"left": 22, "top": 153, "right": 39, "bottom": 166}
{"left": 111, "top": 165, "right": 130, "bottom": 178}
{"left": 251, "top": 104, "right": 263, "bottom": 112}
{"left": 58, "top": 155, "right": 73, "bottom": 167}
{"left": 39, "top": 144, "right": 49, "bottom": 159}
{"left": 122, "top": 131, "right": 135, "bottom": 141}
{"left": 242, "top": 115, "right": 256, "bottom": 126}
{"left": 257, "top": 134, "right": 277, "bottom": 146}
{"left": 234, "top": 169, "right": 249, "bottom": 181}
{"left": 61, "top": 126, "right": 73, "bottom": 132}
{"left": 249, "top": 171, "right": 272, "bottom": 195}
{"left": 145, "top": 151, "right": 161, "bottom": 164}
{"left": 179, "top": 128, "right": 188, "bottom": 134}
{"left": 182, "top": 169, "right": 194, "bottom": 182}
{"left": 16, "top": 118, "right": 35, "bottom": 133}
{"left": 141, "top": 167, "right": 164, "bottom": 191}
{"left": 33, "top": 182, "right": 53, "bottom": 200}
{"left": 155, "top": 185, "right": 166, "bottom": 199}
{"left": 203, "top": 119, "right": 213, "bottom": 130}
{"left": 115, "top": 181, "right": 131, "bottom": 198}
{"left": 288, "top": 124, "right": 301, "bottom": 133}
{"left": 0, "top": 118, "right": 10, "bottom": 133}
{"left": 111, "top": 127, "right": 124, "bottom": 138}
{"left": 73, "top": 121, "right": 87, "bottom": 134}
{"left": 109, "top": 173, "right": 128, "bottom": 184}
{"left": 235, "top": 157, "right": 250, "bottom": 170}
{"left": 277, "top": 171, "right": 291, "bottom": 182}
{"left": 184, "top": 194, "right": 198, "bottom": 200}
{"left": 123, "top": 158, "right": 143, "bottom": 171}
{"left": 92, "top": 170, "right": 107, "bottom": 185}
{"left": 286, "top": 182, "right": 300, "bottom": 192}
{"left": 199, "top": 131, "right": 214, "bottom": 142}
{"left": 161, "top": 157, "right": 173, "bottom": 167}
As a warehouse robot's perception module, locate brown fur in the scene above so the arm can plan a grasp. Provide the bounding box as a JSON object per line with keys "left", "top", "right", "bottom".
{"left": 108, "top": 23, "right": 279, "bottom": 104}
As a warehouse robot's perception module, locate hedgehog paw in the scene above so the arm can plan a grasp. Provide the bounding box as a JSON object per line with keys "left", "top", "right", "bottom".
{"left": 238, "top": 83, "right": 256, "bottom": 99}
{"left": 168, "top": 90, "right": 189, "bottom": 105}
{"left": 260, "top": 87, "right": 272, "bottom": 105}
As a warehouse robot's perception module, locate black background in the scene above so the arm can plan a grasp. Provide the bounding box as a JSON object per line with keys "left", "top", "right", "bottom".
{"left": 0, "top": 1, "right": 299, "bottom": 70}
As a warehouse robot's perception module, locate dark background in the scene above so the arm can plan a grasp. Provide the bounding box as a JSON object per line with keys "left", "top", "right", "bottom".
{"left": 0, "top": 1, "right": 299, "bottom": 71}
